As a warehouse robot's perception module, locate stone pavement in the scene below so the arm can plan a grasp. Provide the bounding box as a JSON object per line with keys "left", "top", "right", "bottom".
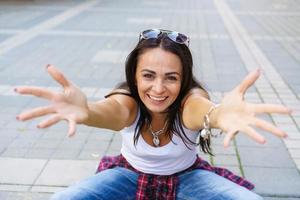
{"left": 0, "top": 0, "right": 300, "bottom": 199}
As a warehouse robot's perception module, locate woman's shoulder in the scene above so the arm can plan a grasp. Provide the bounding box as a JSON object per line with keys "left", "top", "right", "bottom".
{"left": 181, "top": 87, "right": 209, "bottom": 107}
{"left": 105, "top": 81, "right": 132, "bottom": 98}
{"left": 105, "top": 86, "right": 138, "bottom": 128}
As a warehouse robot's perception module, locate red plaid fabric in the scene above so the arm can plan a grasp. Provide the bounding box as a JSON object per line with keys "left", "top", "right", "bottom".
{"left": 96, "top": 154, "right": 254, "bottom": 200}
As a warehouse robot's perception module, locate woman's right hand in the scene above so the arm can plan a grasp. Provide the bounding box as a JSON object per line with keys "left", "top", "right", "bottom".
{"left": 15, "top": 65, "right": 89, "bottom": 137}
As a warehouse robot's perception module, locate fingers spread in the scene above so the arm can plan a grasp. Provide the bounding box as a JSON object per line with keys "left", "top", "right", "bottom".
{"left": 67, "top": 120, "right": 76, "bottom": 137}
{"left": 37, "top": 115, "right": 61, "bottom": 128}
{"left": 235, "top": 69, "right": 261, "bottom": 94}
{"left": 251, "top": 118, "right": 287, "bottom": 138}
{"left": 249, "top": 103, "right": 292, "bottom": 115}
{"left": 47, "top": 65, "right": 70, "bottom": 88}
{"left": 17, "top": 106, "right": 55, "bottom": 121}
{"left": 15, "top": 86, "right": 55, "bottom": 99}
{"left": 223, "top": 130, "right": 238, "bottom": 148}
{"left": 241, "top": 126, "right": 266, "bottom": 144}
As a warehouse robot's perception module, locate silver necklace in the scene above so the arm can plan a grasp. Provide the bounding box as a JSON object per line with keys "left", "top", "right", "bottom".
{"left": 148, "top": 121, "right": 168, "bottom": 147}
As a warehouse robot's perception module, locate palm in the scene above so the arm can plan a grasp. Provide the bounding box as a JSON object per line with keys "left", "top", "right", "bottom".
{"left": 215, "top": 69, "right": 291, "bottom": 147}
{"left": 16, "top": 65, "right": 88, "bottom": 136}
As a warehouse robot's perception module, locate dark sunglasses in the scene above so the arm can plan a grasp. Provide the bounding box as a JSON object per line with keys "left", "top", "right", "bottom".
{"left": 139, "top": 29, "right": 190, "bottom": 46}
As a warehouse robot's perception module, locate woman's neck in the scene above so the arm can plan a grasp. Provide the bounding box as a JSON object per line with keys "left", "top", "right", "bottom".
{"left": 149, "top": 112, "right": 168, "bottom": 130}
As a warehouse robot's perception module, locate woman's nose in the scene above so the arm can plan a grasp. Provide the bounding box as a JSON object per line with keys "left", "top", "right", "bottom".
{"left": 152, "top": 79, "right": 165, "bottom": 94}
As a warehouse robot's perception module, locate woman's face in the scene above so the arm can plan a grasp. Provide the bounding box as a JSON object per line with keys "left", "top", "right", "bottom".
{"left": 136, "top": 47, "right": 182, "bottom": 115}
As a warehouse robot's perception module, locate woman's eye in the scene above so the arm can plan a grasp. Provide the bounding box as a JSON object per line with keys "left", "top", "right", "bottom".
{"left": 143, "top": 74, "right": 153, "bottom": 79}
{"left": 167, "top": 76, "right": 177, "bottom": 81}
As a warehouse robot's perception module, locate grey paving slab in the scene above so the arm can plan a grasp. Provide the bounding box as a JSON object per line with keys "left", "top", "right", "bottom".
{"left": 213, "top": 154, "right": 240, "bottom": 166}
{"left": 0, "top": 191, "right": 52, "bottom": 200}
{"left": 238, "top": 146, "right": 296, "bottom": 168}
{"left": 0, "top": 158, "right": 46, "bottom": 185}
{"left": 244, "top": 167, "right": 300, "bottom": 197}
{"left": 25, "top": 148, "right": 55, "bottom": 159}
{"left": 35, "top": 159, "right": 98, "bottom": 186}
{"left": 0, "top": 34, "right": 12, "bottom": 43}
{"left": 0, "top": 7, "right": 63, "bottom": 29}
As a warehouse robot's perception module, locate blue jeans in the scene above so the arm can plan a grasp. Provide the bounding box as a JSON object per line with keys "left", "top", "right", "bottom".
{"left": 51, "top": 167, "right": 263, "bottom": 200}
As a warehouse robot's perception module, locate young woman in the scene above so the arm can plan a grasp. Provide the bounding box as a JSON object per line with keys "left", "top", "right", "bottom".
{"left": 16, "top": 29, "right": 291, "bottom": 200}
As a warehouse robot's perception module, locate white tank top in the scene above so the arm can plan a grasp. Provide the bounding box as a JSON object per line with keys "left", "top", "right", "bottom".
{"left": 120, "top": 110, "right": 199, "bottom": 175}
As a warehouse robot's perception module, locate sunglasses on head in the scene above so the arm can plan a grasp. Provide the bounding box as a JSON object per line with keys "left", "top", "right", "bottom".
{"left": 139, "top": 29, "right": 190, "bottom": 46}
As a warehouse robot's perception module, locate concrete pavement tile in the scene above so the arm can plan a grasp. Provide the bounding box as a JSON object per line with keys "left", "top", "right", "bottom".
{"left": 57, "top": 139, "right": 85, "bottom": 149}
{"left": 0, "top": 191, "right": 52, "bottom": 200}
{"left": 88, "top": 131, "right": 114, "bottom": 141}
{"left": 276, "top": 124, "right": 299, "bottom": 133}
{"left": 0, "top": 184, "right": 30, "bottom": 192}
{"left": 83, "top": 140, "right": 110, "bottom": 150}
{"left": 17, "top": 130, "right": 45, "bottom": 140}
{"left": 78, "top": 148, "right": 104, "bottom": 160}
{"left": 8, "top": 138, "right": 38, "bottom": 149}
{"left": 213, "top": 154, "right": 239, "bottom": 166}
{"left": 294, "top": 159, "right": 300, "bottom": 170}
{"left": 35, "top": 159, "right": 98, "bottom": 186}
{"left": 0, "top": 96, "right": 29, "bottom": 107}
{"left": 238, "top": 147, "right": 296, "bottom": 168}
{"left": 51, "top": 148, "right": 81, "bottom": 159}
{"left": 31, "top": 185, "right": 64, "bottom": 193}
{"left": 288, "top": 149, "right": 300, "bottom": 159}
{"left": 0, "top": 192, "right": 8, "bottom": 200}
{"left": 0, "top": 158, "right": 46, "bottom": 185}
{"left": 32, "top": 139, "right": 61, "bottom": 149}
{"left": 235, "top": 132, "right": 284, "bottom": 148}
{"left": 244, "top": 167, "right": 300, "bottom": 196}
{"left": 285, "top": 131, "right": 300, "bottom": 140}
{"left": 293, "top": 116, "right": 300, "bottom": 126}
{"left": 75, "top": 125, "right": 93, "bottom": 133}
{"left": 40, "top": 130, "right": 66, "bottom": 140}
{"left": 0, "top": 137, "right": 15, "bottom": 148}
{"left": 284, "top": 139, "right": 300, "bottom": 149}
{"left": 1, "top": 148, "right": 29, "bottom": 157}
{"left": 211, "top": 145, "right": 236, "bottom": 155}
{"left": 25, "top": 148, "right": 55, "bottom": 159}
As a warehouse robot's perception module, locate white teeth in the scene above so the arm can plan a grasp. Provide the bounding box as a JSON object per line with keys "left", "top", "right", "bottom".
{"left": 149, "top": 95, "right": 167, "bottom": 101}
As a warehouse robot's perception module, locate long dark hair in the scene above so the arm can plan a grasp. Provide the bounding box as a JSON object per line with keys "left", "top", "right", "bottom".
{"left": 122, "top": 33, "right": 212, "bottom": 154}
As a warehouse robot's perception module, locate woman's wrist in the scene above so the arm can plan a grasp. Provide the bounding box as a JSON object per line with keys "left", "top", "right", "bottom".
{"left": 207, "top": 104, "right": 221, "bottom": 129}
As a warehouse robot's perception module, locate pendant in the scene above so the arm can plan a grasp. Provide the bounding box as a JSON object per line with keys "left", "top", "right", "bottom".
{"left": 200, "top": 129, "right": 209, "bottom": 140}
{"left": 153, "top": 136, "right": 160, "bottom": 147}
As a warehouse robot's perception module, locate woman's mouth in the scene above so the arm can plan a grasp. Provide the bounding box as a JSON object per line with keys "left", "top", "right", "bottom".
{"left": 147, "top": 94, "right": 168, "bottom": 102}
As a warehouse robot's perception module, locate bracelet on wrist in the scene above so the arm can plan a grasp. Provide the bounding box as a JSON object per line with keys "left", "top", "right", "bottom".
{"left": 200, "top": 104, "right": 222, "bottom": 141}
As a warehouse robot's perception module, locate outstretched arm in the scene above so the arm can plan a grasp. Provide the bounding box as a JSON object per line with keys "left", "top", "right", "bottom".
{"left": 182, "top": 69, "right": 292, "bottom": 147}
{"left": 16, "top": 65, "right": 137, "bottom": 136}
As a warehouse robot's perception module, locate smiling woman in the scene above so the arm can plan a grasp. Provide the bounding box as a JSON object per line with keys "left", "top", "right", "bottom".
{"left": 136, "top": 48, "right": 182, "bottom": 118}
{"left": 15, "top": 29, "right": 291, "bottom": 200}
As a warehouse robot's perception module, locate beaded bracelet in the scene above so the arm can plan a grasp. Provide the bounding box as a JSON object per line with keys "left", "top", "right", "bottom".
{"left": 200, "top": 104, "right": 222, "bottom": 141}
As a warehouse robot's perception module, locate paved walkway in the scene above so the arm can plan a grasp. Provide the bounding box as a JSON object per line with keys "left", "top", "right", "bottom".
{"left": 0, "top": 0, "right": 300, "bottom": 199}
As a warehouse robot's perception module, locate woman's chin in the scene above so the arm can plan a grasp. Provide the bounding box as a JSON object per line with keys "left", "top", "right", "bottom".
{"left": 145, "top": 105, "right": 169, "bottom": 114}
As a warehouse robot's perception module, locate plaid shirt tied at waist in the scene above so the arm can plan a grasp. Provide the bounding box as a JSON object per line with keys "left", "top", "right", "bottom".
{"left": 96, "top": 154, "right": 254, "bottom": 200}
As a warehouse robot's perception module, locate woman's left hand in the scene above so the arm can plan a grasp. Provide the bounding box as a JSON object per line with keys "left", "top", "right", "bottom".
{"left": 216, "top": 69, "right": 292, "bottom": 147}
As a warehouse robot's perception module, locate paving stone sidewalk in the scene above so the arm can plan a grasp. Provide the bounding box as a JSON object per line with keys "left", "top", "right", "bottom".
{"left": 0, "top": 0, "right": 299, "bottom": 199}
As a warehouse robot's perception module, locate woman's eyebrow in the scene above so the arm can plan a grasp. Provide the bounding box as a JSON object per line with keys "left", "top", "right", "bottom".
{"left": 165, "top": 72, "right": 180, "bottom": 76}
{"left": 141, "top": 69, "right": 155, "bottom": 74}
{"left": 141, "top": 69, "right": 181, "bottom": 76}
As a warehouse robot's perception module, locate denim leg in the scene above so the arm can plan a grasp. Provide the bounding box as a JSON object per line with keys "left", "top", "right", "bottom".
{"left": 177, "top": 169, "right": 263, "bottom": 200}
{"left": 50, "top": 167, "right": 138, "bottom": 200}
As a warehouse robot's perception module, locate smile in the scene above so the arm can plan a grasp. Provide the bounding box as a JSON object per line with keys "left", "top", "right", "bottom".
{"left": 148, "top": 94, "right": 168, "bottom": 101}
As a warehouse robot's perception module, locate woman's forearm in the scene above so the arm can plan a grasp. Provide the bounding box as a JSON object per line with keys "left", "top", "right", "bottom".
{"left": 84, "top": 98, "right": 131, "bottom": 131}
{"left": 182, "top": 95, "right": 220, "bottom": 130}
